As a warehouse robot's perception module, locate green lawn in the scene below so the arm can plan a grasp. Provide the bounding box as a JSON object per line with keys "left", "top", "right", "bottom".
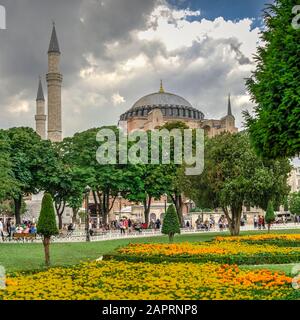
{"left": 1, "top": 228, "right": 299, "bottom": 273}
{"left": 240, "top": 263, "right": 297, "bottom": 275}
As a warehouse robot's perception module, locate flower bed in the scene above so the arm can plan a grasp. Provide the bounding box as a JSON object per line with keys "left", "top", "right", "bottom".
{"left": 215, "top": 234, "right": 300, "bottom": 247}
{"left": 106, "top": 242, "right": 300, "bottom": 265}
{"left": 1, "top": 261, "right": 298, "bottom": 300}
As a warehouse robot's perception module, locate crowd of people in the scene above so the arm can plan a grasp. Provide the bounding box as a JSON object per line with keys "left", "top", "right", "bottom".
{"left": 0, "top": 218, "right": 37, "bottom": 241}
{"left": 253, "top": 215, "right": 266, "bottom": 229}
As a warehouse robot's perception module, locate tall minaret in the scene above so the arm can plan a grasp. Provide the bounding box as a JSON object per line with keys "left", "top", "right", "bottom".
{"left": 35, "top": 77, "right": 46, "bottom": 139}
{"left": 46, "top": 22, "right": 63, "bottom": 142}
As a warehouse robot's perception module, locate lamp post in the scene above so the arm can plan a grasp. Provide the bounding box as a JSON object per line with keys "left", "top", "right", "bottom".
{"left": 164, "top": 194, "right": 167, "bottom": 214}
{"left": 85, "top": 186, "right": 91, "bottom": 242}
{"left": 118, "top": 192, "right": 122, "bottom": 219}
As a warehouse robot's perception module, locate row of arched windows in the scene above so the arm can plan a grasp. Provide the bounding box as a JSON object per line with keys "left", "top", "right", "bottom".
{"left": 120, "top": 106, "right": 204, "bottom": 121}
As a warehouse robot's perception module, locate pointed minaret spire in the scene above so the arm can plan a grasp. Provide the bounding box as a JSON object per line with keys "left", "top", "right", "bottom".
{"left": 35, "top": 77, "right": 47, "bottom": 140}
{"left": 159, "top": 79, "right": 165, "bottom": 93}
{"left": 227, "top": 93, "right": 233, "bottom": 117}
{"left": 47, "top": 22, "right": 63, "bottom": 142}
{"left": 36, "top": 76, "right": 45, "bottom": 101}
{"left": 48, "top": 21, "right": 60, "bottom": 54}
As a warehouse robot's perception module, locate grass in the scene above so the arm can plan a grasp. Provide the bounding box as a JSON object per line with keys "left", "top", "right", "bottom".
{"left": 240, "top": 263, "right": 297, "bottom": 275}
{"left": 1, "top": 229, "right": 299, "bottom": 273}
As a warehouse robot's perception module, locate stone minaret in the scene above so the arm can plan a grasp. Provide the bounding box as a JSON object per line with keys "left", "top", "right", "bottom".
{"left": 46, "top": 22, "right": 63, "bottom": 142}
{"left": 35, "top": 77, "right": 46, "bottom": 139}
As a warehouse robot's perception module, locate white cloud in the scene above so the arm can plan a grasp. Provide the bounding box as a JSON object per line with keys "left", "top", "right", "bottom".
{"left": 112, "top": 93, "right": 125, "bottom": 105}
{"left": 138, "top": 5, "right": 260, "bottom": 58}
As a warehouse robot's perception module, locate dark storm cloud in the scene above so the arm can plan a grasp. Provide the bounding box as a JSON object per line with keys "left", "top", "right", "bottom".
{"left": 0, "top": 0, "right": 258, "bottom": 136}
{"left": 0, "top": 0, "right": 157, "bottom": 130}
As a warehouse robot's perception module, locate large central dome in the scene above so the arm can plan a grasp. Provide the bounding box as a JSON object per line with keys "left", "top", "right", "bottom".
{"left": 120, "top": 84, "right": 204, "bottom": 121}
{"left": 132, "top": 92, "right": 193, "bottom": 110}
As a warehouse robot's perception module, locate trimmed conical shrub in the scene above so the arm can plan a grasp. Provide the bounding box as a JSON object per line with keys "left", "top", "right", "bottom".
{"left": 37, "top": 193, "right": 59, "bottom": 266}
{"left": 162, "top": 204, "right": 181, "bottom": 242}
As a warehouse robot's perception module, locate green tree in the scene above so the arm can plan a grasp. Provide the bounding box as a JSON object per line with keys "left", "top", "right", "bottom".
{"left": 0, "top": 130, "right": 20, "bottom": 202}
{"left": 162, "top": 204, "right": 181, "bottom": 242}
{"left": 5, "top": 127, "right": 46, "bottom": 224}
{"left": 37, "top": 193, "right": 59, "bottom": 266}
{"left": 244, "top": 0, "right": 300, "bottom": 158}
{"left": 186, "top": 133, "right": 291, "bottom": 236}
{"left": 160, "top": 121, "right": 191, "bottom": 225}
{"left": 125, "top": 164, "right": 172, "bottom": 225}
{"left": 289, "top": 192, "right": 300, "bottom": 216}
{"left": 265, "top": 200, "right": 276, "bottom": 232}
{"left": 39, "top": 141, "right": 87, "bottom": 230}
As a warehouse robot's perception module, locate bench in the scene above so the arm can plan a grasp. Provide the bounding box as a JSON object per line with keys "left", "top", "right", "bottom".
{"left": 12, "top": 233, "right": 37, "bottom": 241}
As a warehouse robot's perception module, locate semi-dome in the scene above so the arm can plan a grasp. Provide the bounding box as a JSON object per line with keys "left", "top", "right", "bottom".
{"left": 120, "top": 83, "right": 204, "bottom": 121}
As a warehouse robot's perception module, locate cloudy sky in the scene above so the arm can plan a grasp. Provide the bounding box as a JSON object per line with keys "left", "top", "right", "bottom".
{"left": 0, "top": 0, "right": 273, "bottom": 137}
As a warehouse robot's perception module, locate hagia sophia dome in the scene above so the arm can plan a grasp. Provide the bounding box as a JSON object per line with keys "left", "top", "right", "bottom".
{"left": 120, "top": 81, "right": 204, "bottom": 122}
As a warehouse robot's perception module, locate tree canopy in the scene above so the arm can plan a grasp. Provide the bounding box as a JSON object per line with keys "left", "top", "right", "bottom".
{"left": 185, "top": 132, "right": 291, "bottom": 235}
{"left": 244, "top": 0, "right": 300, "bottom": 158}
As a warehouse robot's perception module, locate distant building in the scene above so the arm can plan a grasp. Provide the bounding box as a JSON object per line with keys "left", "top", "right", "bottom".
{"left": 288, "top": 166, "right": 300, "bottom": 193}
{"left": 120, "top": 81, "right": 238, "bottom": 136}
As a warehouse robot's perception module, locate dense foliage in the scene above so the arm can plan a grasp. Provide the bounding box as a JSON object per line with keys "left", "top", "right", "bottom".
{"left": 185, "top": 132, "right": 291, "bottom": 235}
{"left": 244, "top": 0, "right": 300, "bottom": 158}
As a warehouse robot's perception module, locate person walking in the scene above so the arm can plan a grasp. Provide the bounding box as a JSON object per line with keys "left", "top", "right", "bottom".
{"left": 254, "top": 215, "right": 258, "bottom": 229}
{"left": 6, "top": 218, "right": 12, "bottom": 239}
{"left": 0, "top": 218, "right": 4, "bottom": 241}
{"left": 119, "top": 220, "right": 125, "bottom": 235}
{"left": 128, "top": 219, "right": 132, "bottom": 233}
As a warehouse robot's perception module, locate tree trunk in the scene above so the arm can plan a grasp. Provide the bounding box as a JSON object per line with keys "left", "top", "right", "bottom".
{"left": 268, "top": 223, "right": 271, "bottom": 233}
{"left": 55, "top": 200, "right": 65, "bottom": 230}
{"left": 58, "top": 215, "right": 63, "bottom": 230}
{"left": 72, "top": 208, "right": 78, "bottom": 224}
{"left": 143, "top": 196, "right": 152, "bottom": 225}
{"left": 14, "top": 195, "right": 22, "bottom": 225}
{"left": 223, "top": 206, "right": 242, "bottom": 236}
{"left": 169, "top": 232, "right": 174, "bottom": 243}
{"left": 171, "top": 194, "right": 184, "bottom": 226}
{"left": 43, "top": 237, "right": 51, "bottom": 266}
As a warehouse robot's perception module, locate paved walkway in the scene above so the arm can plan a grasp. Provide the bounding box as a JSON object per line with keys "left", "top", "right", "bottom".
{"left": 1, "top": 223, "right": 299, "bottom": 244}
